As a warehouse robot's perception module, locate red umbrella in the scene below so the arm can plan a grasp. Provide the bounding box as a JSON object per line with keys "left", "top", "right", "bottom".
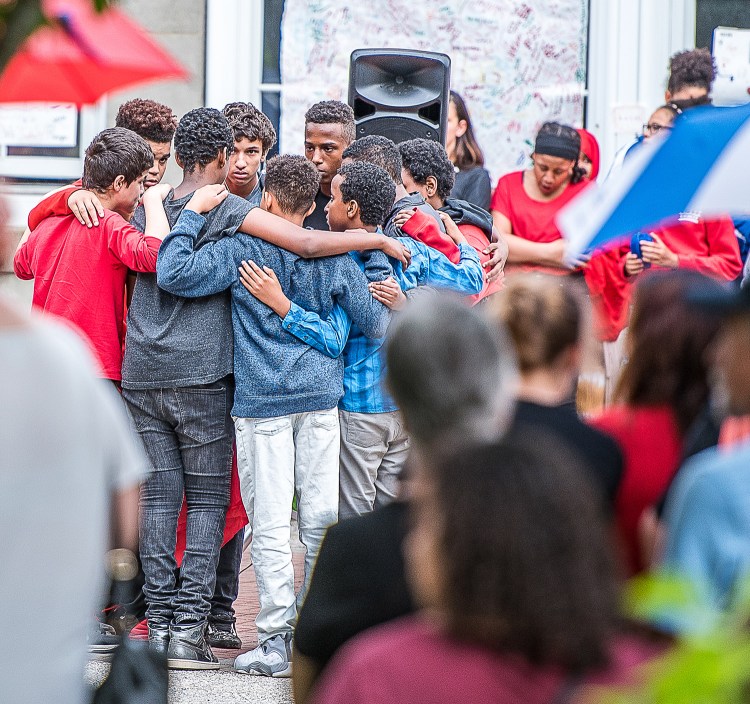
{"left": 0, "top": 0, "right": 188, "bottom": 105}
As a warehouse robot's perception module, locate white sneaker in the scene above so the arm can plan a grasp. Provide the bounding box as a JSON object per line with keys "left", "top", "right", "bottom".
{"left": 234, "top": 633, "right": 292, "bottom": 677}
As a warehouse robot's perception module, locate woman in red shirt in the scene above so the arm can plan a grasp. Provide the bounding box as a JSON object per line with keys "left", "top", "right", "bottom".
{"left": 591, "top": 271, "right": 724, "bottom": 575}
{"left": 491, "top": 122, "right": 588, "bottom": 275}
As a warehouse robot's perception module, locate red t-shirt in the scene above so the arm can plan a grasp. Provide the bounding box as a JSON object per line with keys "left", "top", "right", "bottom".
{"left": 27, "top": 182, "right": 82, "bottom": 230}
{"left": 312, "top": 616, "right": 661, "bottom": 704}
{"left": 14, "top": 211, "right": 161, "bottom": 380}
{"left": 591, "top": 405, "right": 683, "bottom": 575}
{"left": 490, "top": 170, "right": 588, "bottom": 275}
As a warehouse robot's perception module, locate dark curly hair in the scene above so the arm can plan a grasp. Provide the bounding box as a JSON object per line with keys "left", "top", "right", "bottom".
{"left": 222, "top": 101, "right": 277, "bottom": 154}
{"left": 304, "top": 100, "right": 355, "bottom": 143}
{"left": 82, "top": 127, "right": 153, "bottom": 191}
{"left": 264, "top": 154, "right": 320, "bottom": 216}
{"left": 174, "top": 108, "right": 234, "bottom": 175}
{"left": 338, "top": 161, "right": 395, "bottom": 228}
{"left": 616, "top": 270, "right": 723, "bottom": 434}
{"left": 450, "top": 91, "right": 485, "bottom": 169}
{"left": 398, "top": 138, "right": 455, "bottom": 201}
{"left": 668, "top": 48, "right": 716, "bottom": 96}
{"left": 428, "top": 435, "right": 619, "bottom": 671}
{"left": 115, "top": 99, "right": 177, "bottom": 144}
{"left": 342, "top": 135, "right": 403, "bottom": 186}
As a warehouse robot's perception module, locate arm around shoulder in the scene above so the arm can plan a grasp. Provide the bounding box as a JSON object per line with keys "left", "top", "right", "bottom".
{"left": 156, "top": 209, "right": 240, "bottom": 297}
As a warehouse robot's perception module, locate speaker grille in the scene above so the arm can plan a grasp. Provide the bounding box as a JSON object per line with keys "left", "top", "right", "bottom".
{"left": 356, "top": 116, "right": 439, "bottom": 144}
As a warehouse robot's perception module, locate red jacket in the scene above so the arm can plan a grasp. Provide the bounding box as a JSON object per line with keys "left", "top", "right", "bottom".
{"left": 588, "top": 216, "right": 742, "bottom": 342}
{"left": 400, "top": 209, "right": 503, "bottom": 304}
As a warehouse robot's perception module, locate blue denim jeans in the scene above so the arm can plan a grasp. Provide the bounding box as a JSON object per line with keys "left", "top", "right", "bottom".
{"left": 122, "top": 378, "right": 233, "bottom": 630}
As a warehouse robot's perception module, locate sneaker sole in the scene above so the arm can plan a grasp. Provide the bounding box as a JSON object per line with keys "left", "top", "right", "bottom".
{"left": 88, "top": 644, "right": 118, "bottom": 653}
{"left": 89, "top": 651, "right": 114, "bottom": 662}
{"left": 167, "top": 657, "right": 221, "bottom": 670}
{"left": 235, "top": 663, "right": 292, "bottom": 678}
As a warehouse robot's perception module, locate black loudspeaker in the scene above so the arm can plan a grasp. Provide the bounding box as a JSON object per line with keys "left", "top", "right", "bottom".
{"left": 348, "top": 48, "right": 451, "bottom": 144}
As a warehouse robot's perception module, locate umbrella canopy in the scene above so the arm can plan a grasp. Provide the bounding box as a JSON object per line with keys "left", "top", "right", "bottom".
{"left": 558, "top": 103, "right": 750, "bottom": 258}
{"left": 0, "top": 0, "right": 187, "bottom": 105}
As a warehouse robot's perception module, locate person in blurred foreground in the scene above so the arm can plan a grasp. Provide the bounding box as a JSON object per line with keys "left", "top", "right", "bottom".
{"left": 658, "top": 282, "right": 750, "bottom": 623}
{"left": 0, "top": 203, "right": 148, "bottom": 704}
{"left": 311, "top": 435, "right": 664, "bottom": 704}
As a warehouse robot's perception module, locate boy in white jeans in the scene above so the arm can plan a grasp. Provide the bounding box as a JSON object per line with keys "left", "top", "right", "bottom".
{"left": 157, "top": 154, "right": 392, "bottom": 677}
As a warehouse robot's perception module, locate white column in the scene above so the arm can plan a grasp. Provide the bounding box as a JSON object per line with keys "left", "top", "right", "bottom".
{"left": 205, "top": 0, "right": 264, "bottom": 110}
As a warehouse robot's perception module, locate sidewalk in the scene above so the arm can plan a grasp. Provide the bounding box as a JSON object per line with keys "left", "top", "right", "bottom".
{"left": 87, "top": 524, "right": 306, "bottom": 703}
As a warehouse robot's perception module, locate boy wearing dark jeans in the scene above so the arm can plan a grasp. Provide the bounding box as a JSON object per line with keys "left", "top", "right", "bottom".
{"left": 205, "top": 102, "right": 278, "bottom": 651}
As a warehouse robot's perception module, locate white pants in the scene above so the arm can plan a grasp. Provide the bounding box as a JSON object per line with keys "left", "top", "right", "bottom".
{"left": 234, "top": 408, "right": 340, "bottom": 641}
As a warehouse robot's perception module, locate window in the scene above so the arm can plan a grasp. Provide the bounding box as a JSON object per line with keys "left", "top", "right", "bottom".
{"left": 696, "top": 0, "right": 750, "bottom": 48}
{"left": 261, "top": 0, "right": 284, "bottom": 158}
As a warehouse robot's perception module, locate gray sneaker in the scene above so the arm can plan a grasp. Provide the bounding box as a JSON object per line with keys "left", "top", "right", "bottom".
{"left": 234, "top": 633, "right": 292, "bottom": 677}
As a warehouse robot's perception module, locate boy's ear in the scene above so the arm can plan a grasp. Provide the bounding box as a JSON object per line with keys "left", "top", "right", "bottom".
{"left": 425, "top": 175, "right": 438, "bottom": 198}
{"left": 175, "top": 153, "right": 184, "bottom": 169}
{"left": 304, "top": 201, "right": 316, "bottom": 218}
{"left": 261, "top": 190, "right": 274, "bottom": 211}
{"left": 346, "top": 199, "right": 359, "bottom": 220}
{"left": 112, "top": 174, "right": 126, "bottom": 192}
{"left": 217, "top": 148, "right": 227, "bottom": 169}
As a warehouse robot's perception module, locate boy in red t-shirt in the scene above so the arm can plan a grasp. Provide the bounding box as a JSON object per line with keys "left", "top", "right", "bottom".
{"left": 14, "top": 127, "right": 172, "bottom": 381}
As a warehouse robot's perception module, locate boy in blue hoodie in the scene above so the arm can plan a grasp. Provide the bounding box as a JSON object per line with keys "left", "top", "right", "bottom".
{"left": 157, "top": 154, "right": 392, "bottom": 678}
{"left": 240, "top": 159, "right": 484, "bottom": 522}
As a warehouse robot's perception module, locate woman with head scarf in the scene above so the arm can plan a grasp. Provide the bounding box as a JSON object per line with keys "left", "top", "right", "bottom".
{"left": 490, "top": 122, "right": 588, "bottom": 275}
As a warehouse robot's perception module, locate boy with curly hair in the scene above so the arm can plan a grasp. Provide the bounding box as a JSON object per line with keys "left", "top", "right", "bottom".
{"left": 116, "top": 98, "right": 178, "bottom": 190}
{"left": 222, "top": 102, "right": 277, "bottom": 206}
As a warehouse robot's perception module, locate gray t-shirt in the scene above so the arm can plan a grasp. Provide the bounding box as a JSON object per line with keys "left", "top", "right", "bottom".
{"left": 121, "top": 191, "right": 253, "bottom": 389}
{"left": 1, "top": 317, "right": 147, "bottom": 704}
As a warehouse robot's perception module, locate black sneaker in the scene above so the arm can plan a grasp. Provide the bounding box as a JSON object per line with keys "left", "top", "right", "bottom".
{"left": 206, "top": 621, "right": 242, "bottom": 649}
{"left": 88, "top": 622, "right": 120, "bottom": 654}
{"left": 167, "top": 624, "right": 220, "bottom": 670}
{"left": 148, "top": 623, "right": 170, "bottom": 655}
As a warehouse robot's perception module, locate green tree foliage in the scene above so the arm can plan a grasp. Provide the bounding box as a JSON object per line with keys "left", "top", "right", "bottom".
{"left": 598, "top": 575, "right": 750, "bottom": 704}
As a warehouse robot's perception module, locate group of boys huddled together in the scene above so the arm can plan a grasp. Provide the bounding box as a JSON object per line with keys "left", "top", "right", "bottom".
{"left": 14, "top": 98, "right": 506, "bottom": 674}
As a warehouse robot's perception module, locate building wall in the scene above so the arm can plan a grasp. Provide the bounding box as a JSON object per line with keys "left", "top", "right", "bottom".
{"left": 104, "top": 0, "right": 207, "bottom": 186}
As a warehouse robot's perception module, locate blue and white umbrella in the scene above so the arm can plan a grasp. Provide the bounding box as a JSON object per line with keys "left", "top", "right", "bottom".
{"left": 558, "top": 103, "right": 750, "bottom": 258}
